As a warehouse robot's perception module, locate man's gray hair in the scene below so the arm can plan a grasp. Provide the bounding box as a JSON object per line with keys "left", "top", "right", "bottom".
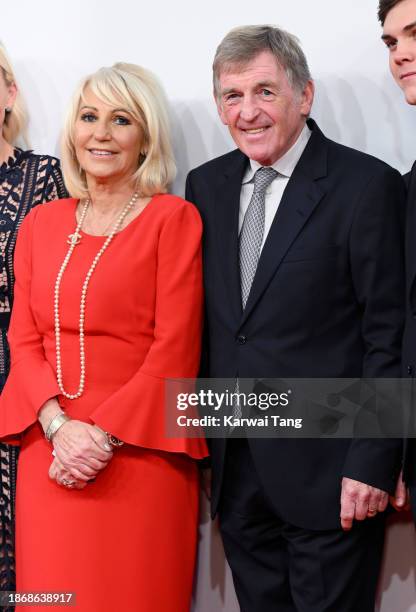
{"left": 213, "top": 25, "right": 312, "bottom": 98}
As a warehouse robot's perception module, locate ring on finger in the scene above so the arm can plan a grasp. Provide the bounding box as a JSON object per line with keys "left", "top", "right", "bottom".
{"left": 61, "top": 478, "right": 75, "bottom": 488}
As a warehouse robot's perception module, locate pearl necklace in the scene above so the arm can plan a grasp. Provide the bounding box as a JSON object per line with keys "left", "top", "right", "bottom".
{"left": 54, "top": 192, "right": 139, "bottom": 399}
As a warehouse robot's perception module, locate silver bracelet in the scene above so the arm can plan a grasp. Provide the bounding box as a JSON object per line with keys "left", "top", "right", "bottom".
{"left": 45, "top": 411, "right": 71, "bottom": 442}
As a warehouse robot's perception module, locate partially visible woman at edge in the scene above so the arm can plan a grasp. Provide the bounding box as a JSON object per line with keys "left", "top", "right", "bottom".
{"left": 0, "top": 61, "right": 207, "bottom": 611}
{"left": 0, "top": 44, "right": 67, "bottom": 596}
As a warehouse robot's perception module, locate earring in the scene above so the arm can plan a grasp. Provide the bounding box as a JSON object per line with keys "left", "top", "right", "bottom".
{"left": 5, "top": 107, "right": 11, "bottom": 113}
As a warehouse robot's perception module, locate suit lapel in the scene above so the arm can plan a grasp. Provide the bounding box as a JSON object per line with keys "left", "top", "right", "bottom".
{"left": 214, "top": 150, "right": 248, "bottom": 320}
{"left": 240, "top": 120, "right": 328, "bottom": 326}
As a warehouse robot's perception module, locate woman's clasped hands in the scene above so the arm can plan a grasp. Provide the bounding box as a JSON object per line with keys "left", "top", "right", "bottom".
{"left": 49, "top": 420, "right": 114, "bottom": 489}
{"left": 39, "top": 398, "right": 114, "bottom": 490}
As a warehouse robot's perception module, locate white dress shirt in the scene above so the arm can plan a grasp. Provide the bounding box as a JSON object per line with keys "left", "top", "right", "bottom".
{"left": 239, "top": 124, "right": 312, "bottom": 251}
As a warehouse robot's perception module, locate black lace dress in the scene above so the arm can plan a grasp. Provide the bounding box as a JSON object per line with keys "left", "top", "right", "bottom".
{"left": 0, "top": 148, "right": 67, "bottom": 595}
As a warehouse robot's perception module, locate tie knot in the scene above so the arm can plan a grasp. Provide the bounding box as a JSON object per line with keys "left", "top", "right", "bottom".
{"left": 253, "top": 166, "right": 278, "bottom": 193}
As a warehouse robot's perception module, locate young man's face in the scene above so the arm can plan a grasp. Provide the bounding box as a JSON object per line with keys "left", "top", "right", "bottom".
{"left": 382, "top": 0, "right": 416, "bottom": 104}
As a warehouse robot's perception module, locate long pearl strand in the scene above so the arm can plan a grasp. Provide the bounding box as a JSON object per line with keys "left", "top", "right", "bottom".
{"left": 54, "top": 192, "right": 139, "bottom": 399}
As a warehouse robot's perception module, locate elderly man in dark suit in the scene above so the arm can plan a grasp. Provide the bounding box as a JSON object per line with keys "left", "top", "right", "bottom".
{"left": 379, "top": 0, "right": 416, "bottom": 521}
{"left": 186, "top": 25, "right": 405, "bottom": 611}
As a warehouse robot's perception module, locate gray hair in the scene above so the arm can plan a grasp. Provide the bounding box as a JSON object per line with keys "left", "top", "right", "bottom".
{"left": 213, "top": 25, "right": 312, "bottom": 98}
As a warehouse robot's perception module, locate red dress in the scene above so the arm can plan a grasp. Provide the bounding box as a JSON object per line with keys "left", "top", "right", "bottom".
{"left": 0, "top": 195, "right": 208, "bottom": 611}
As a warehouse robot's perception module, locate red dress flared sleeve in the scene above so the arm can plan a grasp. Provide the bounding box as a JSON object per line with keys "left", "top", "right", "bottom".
{"left": 89, "top": 201, "right": 208, "bottom": 457}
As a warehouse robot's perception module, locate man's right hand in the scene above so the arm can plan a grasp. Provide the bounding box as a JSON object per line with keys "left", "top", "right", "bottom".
{"left": 340, "top": 477, "right": 389, "bottom": 530}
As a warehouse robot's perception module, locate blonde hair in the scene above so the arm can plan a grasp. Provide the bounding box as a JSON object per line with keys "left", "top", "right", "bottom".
{"left": 61, "top": 62, "right": 176, "bottom": 198}
{"left": 0, "top": 43, "right": 28, "bottom": 145}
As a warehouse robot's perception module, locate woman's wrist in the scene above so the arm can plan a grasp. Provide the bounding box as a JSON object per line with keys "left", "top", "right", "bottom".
{"left": 38, "top": 398, "right": 66, "bottom": 435}
{"left": 93, "top": 424, "right": 124, "bottom": 448}
{"left": 106, "top": 433, "right": 124, "bottom": 447}
{"left": 45, "top": 412, "right": 71, "bottom": 441}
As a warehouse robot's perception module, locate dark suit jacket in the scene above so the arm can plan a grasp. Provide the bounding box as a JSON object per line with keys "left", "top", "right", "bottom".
{"left": 402, "top": 161, "right": 416, "bottom": 487}
{"left": 186, "top": 119, "right": 405, "bottom": 530}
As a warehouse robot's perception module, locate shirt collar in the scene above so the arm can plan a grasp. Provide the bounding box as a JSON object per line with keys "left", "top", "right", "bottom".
{"left": 242, "top": 123, "right": 312, "bottom": 184}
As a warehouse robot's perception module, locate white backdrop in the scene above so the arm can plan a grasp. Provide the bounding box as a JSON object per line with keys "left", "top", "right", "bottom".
{"left": 3, "top": 1, "right": 416, "bottom": 610}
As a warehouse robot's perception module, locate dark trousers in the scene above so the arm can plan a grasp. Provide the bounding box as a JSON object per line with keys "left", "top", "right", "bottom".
{"left": 218, "top": 438, "right": 385, "bottom": 612}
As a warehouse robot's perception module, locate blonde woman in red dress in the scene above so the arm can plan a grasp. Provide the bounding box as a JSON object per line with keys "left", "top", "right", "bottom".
{"left": 0, "top": 62, "right": 207, "bottom": 611}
